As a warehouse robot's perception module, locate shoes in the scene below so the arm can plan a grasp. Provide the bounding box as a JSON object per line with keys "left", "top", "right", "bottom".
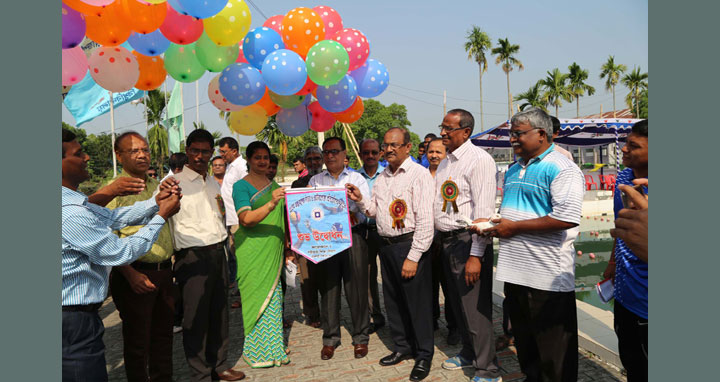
{"left": 470, "top": 376, "right": 503, "bottom": 382}
{"left": 354, "top": 343, "right": 368, "bottom": 358}
{"left": 379, "top": 352, "right": 412, "bottom": 366}
{"left": 369, "top": 321, "right": 385, "bottom": 334}
{"left": 495, "top": 334, "right": 514, "bottom": 350}
{"left": 173, "top": 326, "right": 183, "bottom": 334}
{"left": 321, "top": 345, "right": 336, "bottom": 360}
{"left": 447, "top": 328, "right": 461, "bottom": 346}
{"left": 212, "top": 368, "right": 246, "bottom": 381}
{"left": 231, "top": 300, "right": 241, "bottom": 309}
{"left": 442, "top": 354, "right": 474, "bottom": 370}
{"left": 410, "top": 359, "right": 431, "bottom": 381}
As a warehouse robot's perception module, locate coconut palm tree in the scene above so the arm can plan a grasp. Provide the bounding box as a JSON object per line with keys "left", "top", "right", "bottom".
{"left": 599, "top": 56, "right": 627, "bottom": 117}
{"left": 621, "top": 66, "right": 648, "bottom": 118}
{"left": 147, "top": 124, "right": 168, "bottom": 176}
{"left": 567, "top": 63, "right": 596, "bottom": 118}
{"left": 491, "top": 38, "right": 523, "bottom": 118}
{"left": 136, "top": 90, "right": 170, "bottom": 176}
{"left": 256, "top": 116, "right": 298, "bottom": 181}
{"left": 464, "top": 26, "right": 492, "bottom": 130}
{"left": 540, "top": 68, "right": 573, "bottom": 117}
{"left": 514, "top": 81, "right": 547, "bottom": 112}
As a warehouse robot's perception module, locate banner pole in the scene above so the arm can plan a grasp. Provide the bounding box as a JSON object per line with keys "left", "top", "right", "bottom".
{"left": 109, "top": 91, "right": 117, "bottom": 177}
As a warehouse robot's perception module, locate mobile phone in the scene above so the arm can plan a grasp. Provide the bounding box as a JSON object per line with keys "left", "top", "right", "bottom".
{"left": 620, "top": 184, "right": 646, "bottom": 208}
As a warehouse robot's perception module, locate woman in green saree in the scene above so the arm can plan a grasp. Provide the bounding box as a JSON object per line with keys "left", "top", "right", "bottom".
{"left": 232, "top": 141, "right": 294, "bottom": 368}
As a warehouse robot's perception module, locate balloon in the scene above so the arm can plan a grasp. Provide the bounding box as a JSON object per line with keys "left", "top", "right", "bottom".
{"left": 276, "top": 104, "right": 311, "bottom": 137}
{"left": 160, "top": 3, "right": 203, "bottom": 45}
{"left": 218, "top": 63, "right": 265, "bottom": 106}
{"left": 64, "top": 0, "right": 105, "bottom": 16}
{"left": 261, "top": 49, "right": 307, "bottom": 96}
{"left": 305, "top": 40, "right": 349, "bottom": 86}
{"left": 177, "top": 0, "right": 227, "bottom": 19}
{"left": 196, "top": 32, "right": 239, "bottom": 72}
{"left": 167, "top": 0, "right": 186, "bottom": 14}
{"left": 316, "top": 74, "right": 357, "bottom": 113}
{"left": 62, "top": 4, "right": 86, "bottom": 49}
{"left": 262, "top": 15, "right": 283, "bottom": 35}
{"left": 133, "top": 51, "right": 166, "bottom": 90}
{"left": 88, "top": 46, "right": 140, "bottom": 92}
{"left": 164, "top": 42, "right": 205, "bottom": 83}
{"left": 235, "top": 42, "right": 249, "bottom": 63}
{"left": 118, "top": 0, "right": 167, "bottom": 35}
{"left": 85, "top": 3, "right": 132, "bottom": 46}
{"left": 295, "top": 76, "right": 318, "bottom": 95}
{"left": 143, "top": 0, "right": 168, "bottom": 3}
{"left": 312, "top": 6, "right": 343, "bottom": 40}
{"left": 308, "top": 101, "right": 336, "bottom": 132}
{"left": 128, "top": 30, "right": 171, "bottom": 56}
{"left": 229, "top": 105, "right": 267, "bottom": 135}
{"left": 350, "top": 58, "right": 389, "bottom": 98}
{"left": 332, "top": 96, "right": 364, "bottom": 123}
{"left": 208, "top": 74, "right": 243, "bottom": 112}
{"left": 333, "top": 28, "right": 370, "bottom": 71}
{"left": 62, "top": 46, "right": 89, "bottom": 86}
{"left": 268, "top": 91, "right": 305, "bottom": 109}
{"left": 281, "top": 7, "right": 325, "bottom": 58}
{"left": 243, "top": 27, "right": 284, "bottom": 69}
{"left": 80, "top": 0, "right": 114, "bottom": 5}
{"left": 254, "top": 88, "right": 281, "bottom": 116}
{"left": 203, "top": 0, "right": 252, "bottom": 46}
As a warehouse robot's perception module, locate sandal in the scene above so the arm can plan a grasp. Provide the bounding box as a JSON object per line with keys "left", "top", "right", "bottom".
{"left": 231, "top": 300, "right": 241, "bottom": 309}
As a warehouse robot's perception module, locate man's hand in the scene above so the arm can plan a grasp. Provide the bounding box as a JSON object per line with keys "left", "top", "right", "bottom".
{"left": 611, "top": 208, "right": 648, "bottom": 262}
{"left": 110, "top": 177, "right": 146, "bottom": 196}
{"left": 467, "top": 218, "right": 490, "bottom": 235}
{"left": 121, "top": 267, "right": 157, "bottom": 294}
{"left": 345, "top": 183, "right": 363, "bottom": 202}
{"left": 464, "top": 256, "right": 482, "bottom": 286}
{"left": 401, "top": 259, "right": 418, "bottom": 279}
{"left": 481, "top": 217, "right": 516, "bottom": 238}
{"left": 159, "top": 176, "right": 182, "bottom": 196}
{"left": 603, "top": 262, "right": 616, "bottom": 282}
{"left": 158, "top": 193, "right": 181, "bottom": 220}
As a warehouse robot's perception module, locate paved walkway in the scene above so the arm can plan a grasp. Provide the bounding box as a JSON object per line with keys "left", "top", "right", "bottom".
{"left": 101, "top": 275, "right": 625, "bottom": 382}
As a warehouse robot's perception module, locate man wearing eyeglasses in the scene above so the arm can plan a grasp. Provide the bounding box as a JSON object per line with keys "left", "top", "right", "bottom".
{"left": 218, "top": 137, "right": 248, "bottom": 295}
{"left": 434, "top": 109, "right": 501, "bottom": 382}
{"left": 309, "top": 137, "right": 371, "bottom": 361}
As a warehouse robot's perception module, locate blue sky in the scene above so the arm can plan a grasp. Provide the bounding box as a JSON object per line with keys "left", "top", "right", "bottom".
{"left": 62, "top": 0, "right": 648, "bottom": 146}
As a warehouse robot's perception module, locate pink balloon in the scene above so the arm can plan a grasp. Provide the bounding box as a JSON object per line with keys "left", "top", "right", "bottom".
{"left": 333, "top": 28, "right": 370, "bottom": 71}
{"left": 235, "top": 42, "right": 249, "bottom": 64}
{"left": 262, "top": 15, "right": 284, "bottom": 35}
{"left": 589, "top": 253, "right": 596, "bottom": 260}
{"left": 62, "top": 46, "right": 89, "bottom": 86}
{"left": 308, "top": 101, "right": 336, "bottom": 132}
{"left": 313, "top": 6, "right": 343, "bottom": 40}
{"left": 208, "top": 74, "right": 243, "bottom": 112}
{"left": 160, "top": 2, "right": 203, "bottom": 45}
{"left": 89, "top": 46, "right": 140, "bottom": 92}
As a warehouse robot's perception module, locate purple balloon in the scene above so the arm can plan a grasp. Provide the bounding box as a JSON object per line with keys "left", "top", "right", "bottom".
{"left": 277, "top": 104, "right": 312, "bottom": 137}
{"left": 316, "top": 75, "right": 358, "bottom": 113}
{"left": 62, "top": 4, "right": 85, "bottom": 49}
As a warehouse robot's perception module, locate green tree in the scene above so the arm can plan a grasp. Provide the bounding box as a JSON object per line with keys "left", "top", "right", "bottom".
{"left": 540, "top": 68, "right": 573, "bottom": 117}
{"left": 632, "top": 89, "right": 648, "bottom": 119}
{"left": 514, "top": 81, "right": 547, "bottom": 112}
{"left": 621, "top": 66, "right": 648, "bottom": 118}
{"left": 62, "top": 122, "right": 87, "bottom": 146}
{"left": 599, "top": 55, "right": 627, "bottom": 117}
{"left": 567, "top": 63, "right": 596, "bottom": 118}
{"left": 491, "top": 38, "right": 523, "bottom": 118}
{"left": 256, "top": 116, "right": 301, "bottom": 181}
{"left": 138, "top": 89, "right": 171, "bottom": 175}
{"left": 464, "top": 26, "right": 492, "bottom": 130}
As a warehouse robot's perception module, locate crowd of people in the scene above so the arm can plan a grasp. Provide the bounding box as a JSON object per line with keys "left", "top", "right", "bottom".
{"left": 61, "top": 107, "right": 648, "bottom": 382}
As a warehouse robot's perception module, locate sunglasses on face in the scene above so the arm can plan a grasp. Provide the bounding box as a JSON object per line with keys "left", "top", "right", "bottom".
{"left": 322, "top": 149, "right": 344, "bottom": 156}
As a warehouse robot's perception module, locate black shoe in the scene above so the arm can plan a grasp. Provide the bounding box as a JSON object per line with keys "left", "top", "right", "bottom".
{"left": 369, "top": 321, "right": 385, "bottom": 334}
{"left": 409, "top": 359, "right": 431, "bottom": 381}
{"left": 447, "top": 328, "right": 460, "bottom": 346}
{"left": 379, "top": 352, "right": 412, "bottom": 366}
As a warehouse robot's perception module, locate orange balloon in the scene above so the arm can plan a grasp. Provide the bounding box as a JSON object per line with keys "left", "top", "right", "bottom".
{"left": 133, "top": 51, "right": 166, "bottom": 90}
{"left": 281, "top": 7, "right": 325, "bottom": 58}
{"left": 254, "top": 88, "right": 281, "bottom": 117}
{"left": 332, "top": 96, "right": 364, "bottom": 123}
{"left": 85, "top": 2, "right": 132, "bottom": 46}
{"left": 64, "top": 0, "right": 106, "bottom": 16}
{"left": 118, "top": 0, "right": 167, "bottom": 34}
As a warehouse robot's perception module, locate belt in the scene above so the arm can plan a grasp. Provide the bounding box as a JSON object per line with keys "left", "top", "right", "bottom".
{"left": 131, "top": 259, "right": 172, "bottom": 271}
{"left": 62, "top": 303, "right": 102, "bottom": 312}
{"left": 381, "top": 232, "right": 414, "bottom": 245}
{"left": 438, "top": 228, "right": 469, "bottom": 240}
{"left": 182, "top": 242, "right": 225, "bottom": 252}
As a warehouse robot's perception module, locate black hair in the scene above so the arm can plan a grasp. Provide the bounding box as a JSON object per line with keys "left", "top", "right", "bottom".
{"left": 211, "top": 156, "right": 224, "bottom": 164}
{"left": 218, "top": 136, "right": 239, "bottom": 150}
{"left": 246, "top": 141, "right": 270, "bottom": 160}
{"left": 386, "top": 127, "right": 411, "bottom": 145}
{"left": 114, "top": 131, "right": 146, "bottom": 152}
{"left": 550, "top": 116, "right": 561, "bottom": 135}
{"left": 292, "top": 157, "right": 304, "bottom": 164}
{"left": 424, "top": 133, "right": 437, "bottom": 140}
{"left": 632, "top": 119, "right": 648, "bottom": 137}
{"left": 447, "top": 108, "right": 475, "bottom": 134}
{"left": 269, "top": 154, "right": 279, "bottom": 165}
{"left": 186, "top": 129, "right": 214, "bottom": 148}
{"left": 62, "top": 128, "right": 76, "bottom": 157}
{"left": 169, "top": 152, "right": 188, "bottom": 170}
{"left": 323, "top": 136, "right": 346, "bottom": 151}
{"left": 359, "top": 138, "right": 379, "bottom": 151}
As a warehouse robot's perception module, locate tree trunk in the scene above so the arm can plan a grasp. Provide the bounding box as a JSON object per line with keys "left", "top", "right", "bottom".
{"left": 635, "top": 87, "right": 640, "bottom": 117}
{"left": 506, "top": 68, "right": 512, "bottom": 119}
{"left": 478, "top": 64, "right": 484, "bottom": 130}
{"left": 556, "top": 104, "right": 559, "bottom": 118}
{"left": 576, "top": 96, "right": 580, "bottom": 118}
{"left": 612, "top": 84, "right": 616, "bottom": 118}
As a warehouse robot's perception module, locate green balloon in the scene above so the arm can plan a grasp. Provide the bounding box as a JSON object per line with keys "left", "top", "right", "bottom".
{"left": 164, "top": 42, "right": 206, "bottom": 83}
{"left": 269, "top": 91, "right": 306, "bottom": 109}
{"left": 196, "top": 33, "right": 239, "bottom": 73}
{"left": 305, "top": 40, "right": 350, "bottom": 86}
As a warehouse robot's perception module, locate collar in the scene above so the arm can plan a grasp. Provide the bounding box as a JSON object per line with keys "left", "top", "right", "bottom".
{"left": 180, "top": 165, "right": 204, "bottom": 181}
{"left": 448, "top": 139, "right": 474, "bottom": 161}
{"left": 62, "top": 186, "right": 88, "bottom": 206}
{"left": 518, "top": 144, "right": 555, "bottom": 167}
{"left": 323, "top": 167, "right": 350, "bottom": 180}
{"left": 384, "top": 156, "right": 413, "bottom": 176}
{"left": 359, "top": 164, "right": 384, "bottom": 179}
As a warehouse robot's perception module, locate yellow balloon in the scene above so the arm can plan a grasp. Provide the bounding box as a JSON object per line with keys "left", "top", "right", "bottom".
{"left": 203, "top": 0, "right": 252, "bottom": 47}
{"left": 230, "top": 105, "right": 267, "bottom": 135}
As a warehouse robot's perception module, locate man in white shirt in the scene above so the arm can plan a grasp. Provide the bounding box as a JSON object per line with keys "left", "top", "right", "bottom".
{"left": 218, "top": 137, "right": 248, "bottom": 290}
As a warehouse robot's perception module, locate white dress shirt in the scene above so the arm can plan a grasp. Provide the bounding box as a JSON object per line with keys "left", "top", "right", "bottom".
{"left": 434, "top": 139, "right": 497, "bottom": 257}
{"left": 220, "top": 155, "right": 248, "bottom": 226}
{"left": 358, "top": 157, "right": 434, "bottom": 262}
{"left": 308, "top": 168, "right": 370, "bottom": 226}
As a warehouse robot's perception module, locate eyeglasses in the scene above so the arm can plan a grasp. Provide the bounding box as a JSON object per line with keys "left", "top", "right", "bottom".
{"left": 508, "top": 128, "right": 541, "bottom": 139}
{"left": 306, "top": 156, "right": 322, "bottom": 162}
{"left": 361, "top": 150, "right": 379, "bottom": 156}
{"left": 187, "top": 148, "right": 213, "bottom": 157}
{"left": 322, "top": 149, "right": 344, "bottom": 156}
{"left": 438, "top": 124, "right": 467, "bottom": 133}
{"left": 120, "top": 148, "right": 150, "bottom": 156}
{"left": 147, "top": 172, "right": 157, "bottom": 178}
{"left": 380, "top": 142, "right": 407, "bottom": 151}
{"left": 218, "top": 148, "right": 235, "bottom": 156}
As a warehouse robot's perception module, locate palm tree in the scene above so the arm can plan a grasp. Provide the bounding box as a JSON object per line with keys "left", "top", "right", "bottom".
{"left": 621, "top": 66, "right": 648, "bottom": 118}
{"left": 256, "top": 116, "right": 298, "bottom": 181}
{"left": 491, "top": 38, "right": 523, "bottom": 118}
{"left": 599, "top": 56, "right": 627, "bottom": 117}
{"left": 567, "top": 63, "right": 596, "bottom": 118}
{"left": 514, "top": 81, "right": 547, "bottom": 112}
{"left": 540, "top": 68, "right": 573, "bottom": 117}
{"left": 137, "top": 89, "right": 170, "bottom": 176}
{"left": 194, "top": 121, "right": 223, "bottom": 146}
{"left": 464, "top": 26, "right": 492, "bottom": 130}
{"left": 147, "top": 124, "right": 168, "bottom": 176}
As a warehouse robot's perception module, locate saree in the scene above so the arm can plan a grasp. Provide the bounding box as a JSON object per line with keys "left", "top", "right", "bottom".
{"left": 232, "top": 180, "right": 289, "bottom": 368}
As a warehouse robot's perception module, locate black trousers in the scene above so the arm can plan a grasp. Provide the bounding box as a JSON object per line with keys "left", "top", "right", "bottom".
{"left": 173, "top": 244, "right": 229, "bottom": 382}
{"left": 614, "top": 301, "right": 648, "bottom": 382}
{"left": 366, "top": 226, "right": 386, "bottom": 326}
{"left": 110, "top": 266, "right": 175, "bottom": 382}
{"left": 504, "top": 282, "right": 578, "bottom": 382}
{"left": 298, "top": 256, "right": 320, "bottom": 322}
{"left": 379, "top": 238, "right": 434, "bottom": 361}
{"left": 317, "top": 226, "right": 370, "bottom": 347}
{"left": 430, "top": 235, "right": 456, "bottom": 330}
{"left": 62, "top": 310, "right": 108, "bottom": 382}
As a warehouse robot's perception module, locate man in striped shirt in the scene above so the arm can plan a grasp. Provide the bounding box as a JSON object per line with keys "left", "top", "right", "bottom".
{"left": 479, "top": 108, "right": 584, "bottom": 382}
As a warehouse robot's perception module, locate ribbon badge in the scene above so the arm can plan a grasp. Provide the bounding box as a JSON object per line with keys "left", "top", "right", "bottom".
{"left": 441, "top": 179, "right": 459, "bottom": 213}
{"left": 215, "top": 194, "right": 226, "bottom": 219}
{"left": 389, "top": 199, "right": 408, "bottom": 229}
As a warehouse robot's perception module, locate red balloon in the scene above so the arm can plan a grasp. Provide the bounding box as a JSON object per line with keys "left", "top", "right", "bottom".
{"left": 262, "top": 15, "right": 284, "bottom": 35}
{"left": 160, "top": 2, "right": 203, "bottom": 45}
{"left": 295, "top": 76, "right": 318, "bottom": 96}
{"left": 309, "top": 101, "right": 336, "bottom": 132}
{"left": 312, "top": 6, "right": 343, "bottom": 40}
{"left": 235, "top": 42, "right": 249, "bottom": 64}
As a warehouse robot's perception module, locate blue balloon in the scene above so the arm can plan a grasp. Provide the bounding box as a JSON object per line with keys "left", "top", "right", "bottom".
{"left": 277, "top": 104, "right": 311, "bottom": 137}
{"left": 177, "top": 0, "right": 228, "bottom": 19}
{"left": 350, "top": 59, "right": 389, "bottom": 98}
{"left": 243, "top": 27, "right": 284, "bottom": 70}
{"left": 219, "top": 63, "right": 266, "bottom": 106}
{"left": 317, "top": 75, "right": 358, "bottom": 113}
{"left": 128, "top": 31, "right": 171, "bottom": 57}
{"left": 167, "top": 0, "right": 188, "bottom": 15}
{"left": 261, "top": 49, "right": 307, "bottom": 96}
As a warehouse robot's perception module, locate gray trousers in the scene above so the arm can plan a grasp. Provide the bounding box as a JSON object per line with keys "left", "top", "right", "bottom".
{"left": 366, "top": 226, "right": 386, "bottom": 325}
{"left": 440, "top": 231, "right": 500, "bottom": 379}
{"left": 318, "top": 226, "right": 370, "bottom": 347}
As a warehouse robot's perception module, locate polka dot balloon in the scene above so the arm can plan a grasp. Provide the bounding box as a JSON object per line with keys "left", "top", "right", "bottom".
{"left": 128, "top": 30, "right": 171, "bottom": 57}
{"left": 305, "top": 40, "right": 349, "bottom": 86}
{"left": 332, "top": 96, "right": 364, "bottom": 123}
{"left": 218, "top": 63, "right": 266, "bottom": 106}
{"left": 262, "top": 14, "right": 284, "bottom": 35}
{"left": 261, "top": 49, "right": 308, "bottom": 96}
{"left": 316, "top": 74, "right": 358, "bottom": 113}
{"left": 268, "top": 91, "right": 306, "bottom": 109}
{"left": 243, "top": 27, "right": 285, "bottom": 70}
{"left": 208, "top": 74, "right": 244, "bottom": 112}
{"left": 164, "top": 42, "right": 206, "bottom": 83}
{"left": 196, "top": 32, "right": 240, "bottom": 72}
{"left": 280, "top": 7, "right": 325, "bottom": 58}
{"left": 88, "top": 46, "right": 140, "bottom": 92}
{"left": 333, "top": 28, "right": 370, "bottom": 71}
{"left": 350, "top": 58, "right": 389, "bottom": 98}
{"left": 276, "top": 103, "right": 312, "bottom": 137}
{"left": 203, "top": 0, "right": 252, "bottom": 47}
{"left": 229, "top": 105, "right": 268, "bottom": 135}
{"left": 312, "top": 6, "right": 343, "bottom": 40}
{"left": 62, "top": 46, "right": 89, "bottom": 86}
